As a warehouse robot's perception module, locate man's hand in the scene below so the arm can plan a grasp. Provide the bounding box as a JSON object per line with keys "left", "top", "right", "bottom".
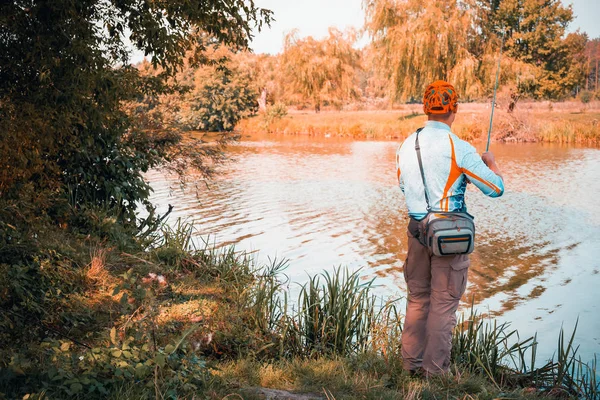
{"left": 481, "top": 151, "right": 496, "bottom": 166}
{"left": 481, "top": 151, "right": 503, "bottom": 179}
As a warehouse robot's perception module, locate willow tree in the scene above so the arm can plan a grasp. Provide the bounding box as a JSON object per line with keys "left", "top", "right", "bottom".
{"left": 281, "top": 28, "right": 361, "bottom": 112}
{"left": 364, "top": 0, "right": 481, "bottom": 102}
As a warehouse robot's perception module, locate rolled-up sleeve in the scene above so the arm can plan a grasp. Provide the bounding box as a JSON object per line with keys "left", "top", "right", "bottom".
{"left": 459, "top": 149, "right": 504, "bottom": 198}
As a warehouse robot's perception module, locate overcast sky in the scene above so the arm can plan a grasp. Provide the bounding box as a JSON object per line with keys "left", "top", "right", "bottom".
{"left": 249, "top": 0, "right": 600, "bottom": 55}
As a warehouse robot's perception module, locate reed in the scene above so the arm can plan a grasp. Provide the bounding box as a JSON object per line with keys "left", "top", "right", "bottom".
{"left": 452, "top": 308, "right": 599, "bottom": 398}
{"left": 294, "top": 268, "right": 378, "bottom": 356}
{"left": 241, "top": 261, "right": 599, "bottom": 397}
{"left": 148, "top": 222, "right": 600, "bottom": 398}
{"left": 239, "top": 266, "right": 403, "bottom": 358}
{"left": 189, "top": 240, "right": 257, "bottom": 301}
{"left": 452, "top": 307, "right": 536, "bottom": 386}
{"left": 245, "top": 257, "right": 290, "bottom": 334}
{"left": 151, "top": 218, "right": 196, "bottom": 267}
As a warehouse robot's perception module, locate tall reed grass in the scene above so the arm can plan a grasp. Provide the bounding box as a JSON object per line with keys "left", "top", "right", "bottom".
{"left": 452, "top": 309, "right": 599, "bottom": 398}
{"left": 243, "top": 258, "right": 599, "bottom": 398}
{"left": 162, "top": 219, "right": 598, "bottom": 398}
{"left": 293, "top": 268, "right": 379, "bottom": 356}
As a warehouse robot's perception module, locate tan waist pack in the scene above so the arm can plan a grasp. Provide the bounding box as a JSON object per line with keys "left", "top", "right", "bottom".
{"left": 421, "top": 212, "right": 475, "bottom": 256}
{"left": 414, "top": 128, "right": 475, "bottom": 256}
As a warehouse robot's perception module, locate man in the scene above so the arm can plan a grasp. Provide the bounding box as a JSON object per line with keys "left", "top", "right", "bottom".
{"left": 395, "top": 80, "right": 504, "bottom": 376}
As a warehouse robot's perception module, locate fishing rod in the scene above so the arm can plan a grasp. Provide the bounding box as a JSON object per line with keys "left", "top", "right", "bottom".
{"left": 486, "top": 30, "right": 505, "bottom": 152}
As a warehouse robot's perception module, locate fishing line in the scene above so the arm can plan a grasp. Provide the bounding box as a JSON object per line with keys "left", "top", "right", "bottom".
{"left": 486, "top": 30, "right": 505, "bottom": 152}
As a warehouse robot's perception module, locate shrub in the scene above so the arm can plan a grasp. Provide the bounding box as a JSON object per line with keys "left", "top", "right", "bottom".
{"left": 261, "top": 102, "right": 288, "bottom": 131}
{"left": 181, "top": 64, "right": 258, "bottom": 132}
{"left": 579, "top": 90, "right": 594, "bottom": 104}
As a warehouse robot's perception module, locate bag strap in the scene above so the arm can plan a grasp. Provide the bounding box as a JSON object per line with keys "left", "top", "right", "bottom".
{"left": 414, "top": 127, "right": 431, "bottom": 212}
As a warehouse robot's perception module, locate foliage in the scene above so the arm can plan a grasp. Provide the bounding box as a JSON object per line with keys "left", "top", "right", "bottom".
{"left": 585, "top": 38, "right": 600, "bottom": 92}
{"left": 1, "top": 259, "right": 208, "bottom": 399}
{"left": 260, "top": 102, "right": 288, "bottom": 132}
{"left": 181, "top": 52, "right": 259, "bottom": 132}
{"left": 2, "top": 218, "right": 599, "bottom": 398}
{"left": 580, "top": 90, "right": 594, "bottom": 104}
{"left": 364, "top": 0, "right": 480, "bottom": 102}
{"left": 0, "top": 0, "right": 271, "bottom": 229}
{"left": 484, "top": 0, "right": 586, "bottom": 99}
{"left": 363, "top": 0, "right": 588, "bottom": 102}
{"left": 281, "top": 28, "right": 362, "bottom": 112}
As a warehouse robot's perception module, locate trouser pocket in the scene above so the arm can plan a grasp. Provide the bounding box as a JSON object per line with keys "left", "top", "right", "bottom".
{"left": 448, "top": 256, "right": 470, "bottom": 300}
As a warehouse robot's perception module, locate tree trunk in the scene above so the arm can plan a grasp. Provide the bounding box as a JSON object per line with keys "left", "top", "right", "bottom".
{"left": 258, "top": 87, "right": 268, "bottom": 112}
{"left": 586, "top": 59, "right": 590, "bottom": 91}
{"left": 596, "top": 58, "right": 598, "bottom": 92}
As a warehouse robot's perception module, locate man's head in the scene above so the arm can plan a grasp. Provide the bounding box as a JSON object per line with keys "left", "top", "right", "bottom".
{"left": 423, "top": 80, "right": 459, "bottom": 126}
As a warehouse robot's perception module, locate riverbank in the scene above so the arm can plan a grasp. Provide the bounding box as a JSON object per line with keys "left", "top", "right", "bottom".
{"left": 237, "top": 103, "right": 600, "bottom": 145}
{"left": 2, "top": 218, "right": 598, "bottom": 399}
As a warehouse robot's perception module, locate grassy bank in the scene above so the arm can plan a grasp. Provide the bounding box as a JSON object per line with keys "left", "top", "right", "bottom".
{"left": 237, "top": 103, "right": 600, "bottom": 145}
{"left": 1, "top": 219, "right": 598, "bottom": 399}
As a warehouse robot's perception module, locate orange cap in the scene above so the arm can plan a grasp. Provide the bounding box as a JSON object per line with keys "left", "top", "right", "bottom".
{"left": 423, "top": 80, "right": 459, "bottom": 115}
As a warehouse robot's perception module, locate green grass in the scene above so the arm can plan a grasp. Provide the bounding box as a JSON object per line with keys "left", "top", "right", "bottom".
{"left": 2, "top": 219, "right": 599, "bottom": 399}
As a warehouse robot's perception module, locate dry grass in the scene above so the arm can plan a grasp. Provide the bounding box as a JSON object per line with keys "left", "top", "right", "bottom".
{"left": 215, "top": 357, "right": 541, "bottom": 400}
{"left": 86, "top": 247, "right": 108, "bottom": 282}
{"left": 157, "top": 299, "right": 215, "bottom": 324}
{"left": 237, "top": 102, "right": 600, "bottom": 145}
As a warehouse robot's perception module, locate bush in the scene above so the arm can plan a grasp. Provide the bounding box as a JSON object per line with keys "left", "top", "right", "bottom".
{"left": 579, "top": 90, "right": 594, "bottom": 104}
{"left": 261, "top": 102, "right": 288, "bottom": 131}
{"left": 181, "top": 64, "right": 258, "bottom": 132}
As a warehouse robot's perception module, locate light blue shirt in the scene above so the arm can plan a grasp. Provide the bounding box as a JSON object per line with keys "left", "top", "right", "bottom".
{"left": 396, "top": 121, "right": 504, "bottom": 219}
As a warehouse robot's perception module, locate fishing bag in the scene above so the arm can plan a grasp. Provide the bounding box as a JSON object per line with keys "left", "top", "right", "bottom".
{"left": 415, "top": 128, "right": 475, "bottom": 257}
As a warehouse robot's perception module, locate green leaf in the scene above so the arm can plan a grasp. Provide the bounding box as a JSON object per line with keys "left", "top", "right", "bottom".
{"left": 155, "top": 353, "right": 166, "bottom": 368}
{"left": 120, "top": 293, "right": 129, "bottom": 307}
{"left": 70, "top": 382, "right": 83, "bottom": 394}
{"left": 164, "top": 344, "right": 175, "bottom": 354}
{"left": 135, "top": 363, "right": 147, "bottom": 378}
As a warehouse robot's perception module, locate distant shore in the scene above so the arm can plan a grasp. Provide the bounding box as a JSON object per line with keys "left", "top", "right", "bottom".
{"left": 237, "top": 101, "right": 600, "bottom": 145}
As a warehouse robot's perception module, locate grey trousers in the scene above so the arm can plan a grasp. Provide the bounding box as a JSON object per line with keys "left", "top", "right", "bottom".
{"left": 401, "top": 218, "right": 470, "bottom": 374}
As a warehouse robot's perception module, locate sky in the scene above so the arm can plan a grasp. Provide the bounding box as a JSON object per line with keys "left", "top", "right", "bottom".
{"left": 249, "top": 0, "right": 600, "bottom": 55}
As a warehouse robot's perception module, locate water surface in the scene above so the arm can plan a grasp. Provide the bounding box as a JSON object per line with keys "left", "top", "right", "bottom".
{"left": 148, "top": 133, "right": 600, "bottom": 361}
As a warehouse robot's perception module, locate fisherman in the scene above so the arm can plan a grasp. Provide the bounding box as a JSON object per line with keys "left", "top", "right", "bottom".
{"left": 395, "top": 80, "right": 504, "bottom": 376}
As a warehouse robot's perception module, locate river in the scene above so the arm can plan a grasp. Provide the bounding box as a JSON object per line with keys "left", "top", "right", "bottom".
{"left": 147, "top": 132, "right": 600, "bottom": 362}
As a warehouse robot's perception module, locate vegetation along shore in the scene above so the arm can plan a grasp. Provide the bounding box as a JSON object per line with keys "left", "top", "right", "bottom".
{"left": 2, "top": 0, "right": 600, "bottom": 398}
{"left": 1, "top": 218, "right": 598, "bottom": 399}
{"left": 237, "top": 103, "right": 600, "bottom": 145}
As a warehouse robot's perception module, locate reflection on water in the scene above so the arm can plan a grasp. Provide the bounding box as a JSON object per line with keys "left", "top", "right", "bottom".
{"left": 148, "top": 133, "right": 600, "bottom": 360}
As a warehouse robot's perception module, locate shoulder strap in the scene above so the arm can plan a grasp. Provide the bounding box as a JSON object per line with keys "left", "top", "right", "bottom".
{"left": 414, "top": 128, "right": 431, "bottom": 211}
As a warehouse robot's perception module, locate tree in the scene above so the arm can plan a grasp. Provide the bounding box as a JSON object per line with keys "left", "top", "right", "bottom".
{"left": 584, "top": 38, "right": 600, "bottom": 93}
{"left": 364, "top": 0, "right": 481, "bottom": 102}
{"left": 281, "top": 28, "right": 361, "bottom": 112}
{"left": 0, "top": 0, "right": 271, "bottom": 228}
{"left": 180, "top": 49, "right": 259, "bottom": 132}
{"left": 492, "top": 0, "right": 586, "bottom": 99}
